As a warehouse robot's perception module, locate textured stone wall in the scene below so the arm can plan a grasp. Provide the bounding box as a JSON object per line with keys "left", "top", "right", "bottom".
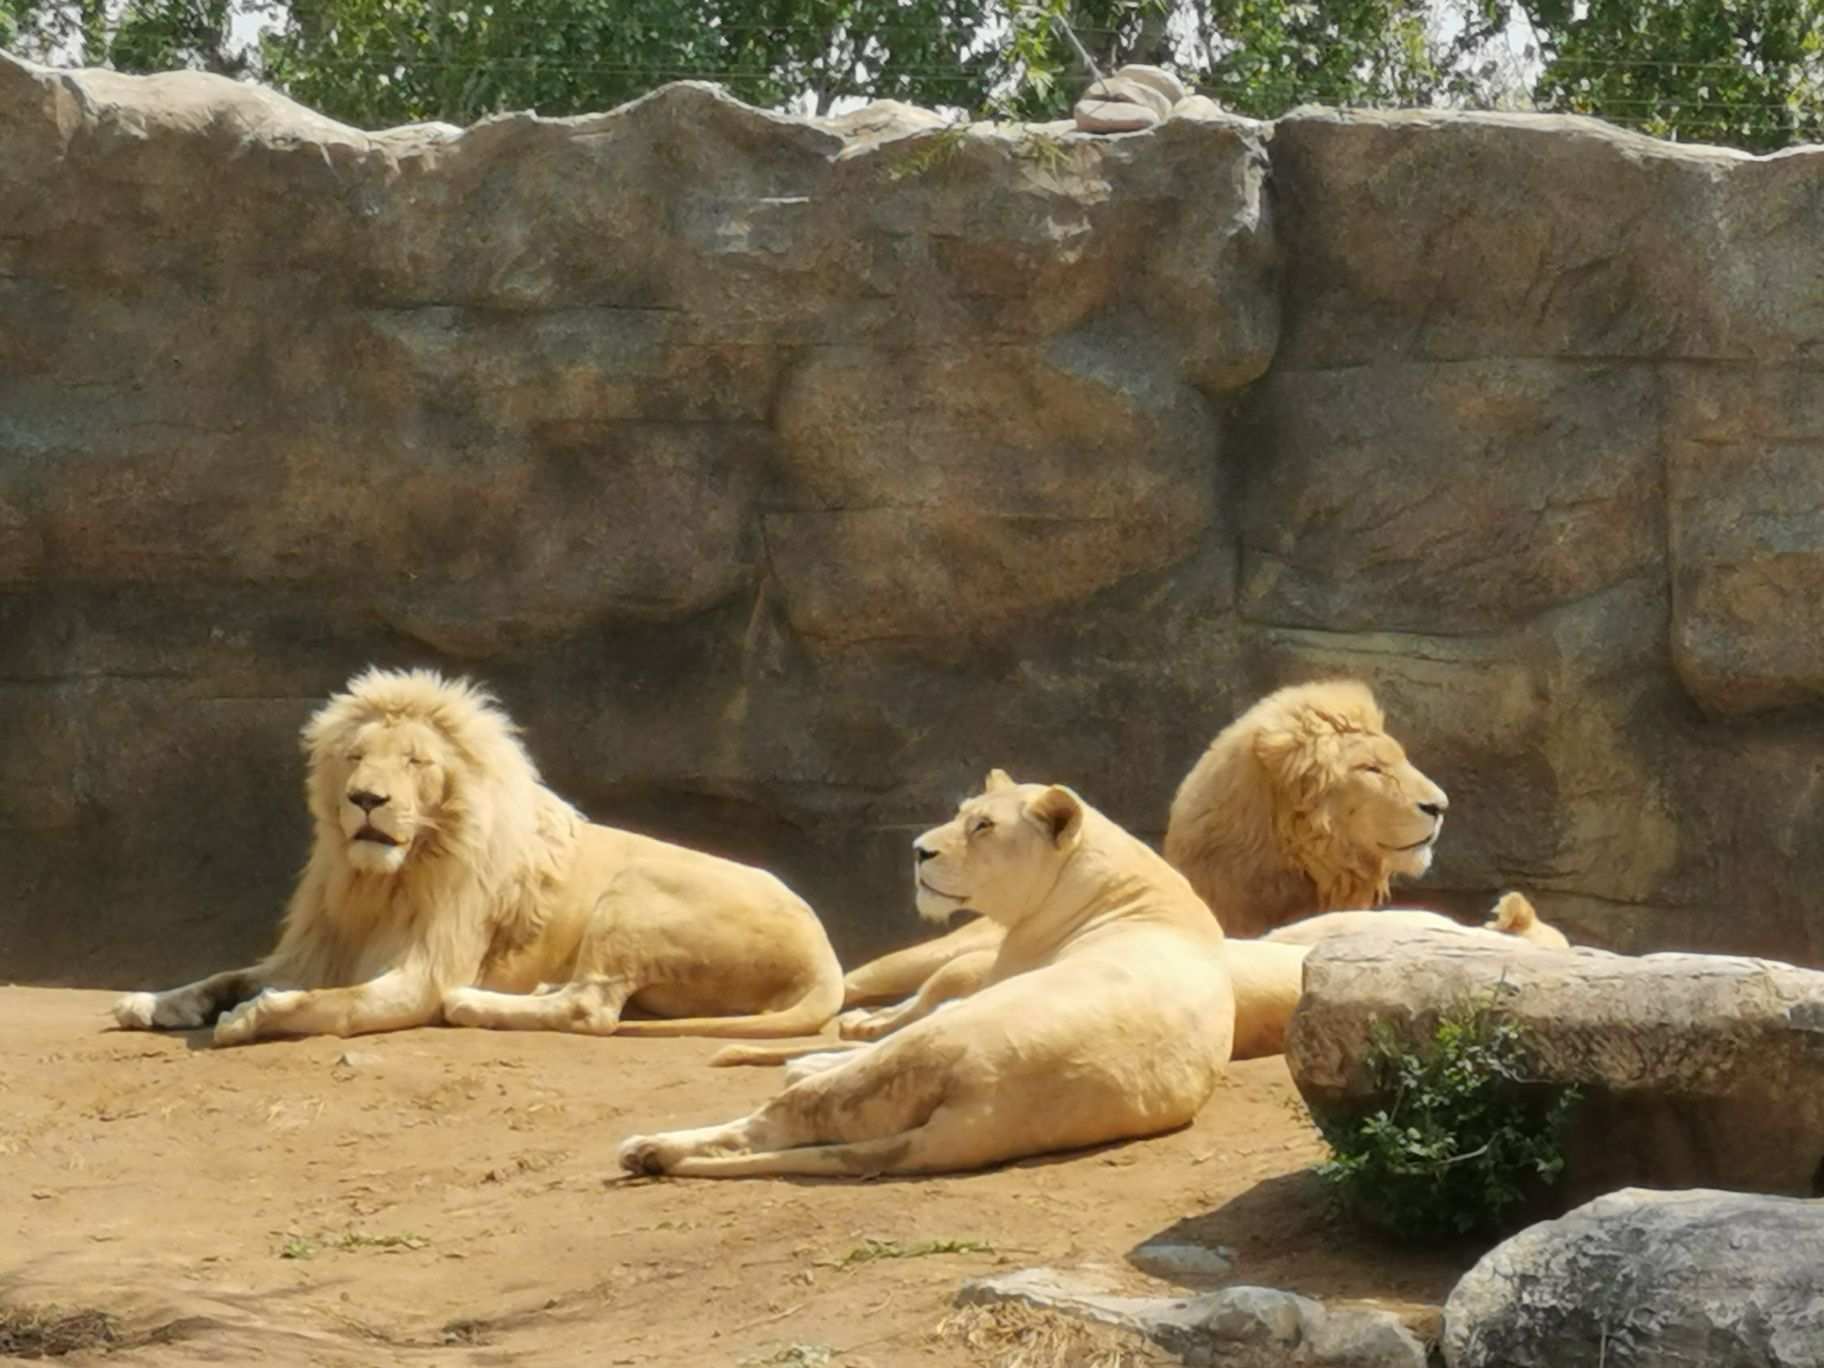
{"left": 5, "top": 53, "right": 1823, "bottom": 986}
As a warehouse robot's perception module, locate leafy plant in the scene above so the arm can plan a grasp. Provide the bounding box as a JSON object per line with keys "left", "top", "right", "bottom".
{"left": 1314, "top": 999, "right": 1579, "bottom": 1241}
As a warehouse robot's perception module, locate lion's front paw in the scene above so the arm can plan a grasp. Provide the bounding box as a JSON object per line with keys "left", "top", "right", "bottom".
{"left": 212, "top": 996, "right": 265, "bottom": 1047}
{"left": 113, "top": 993, "right": 158, "bottom": 1030}
{"left": 617, "top": 1135, "right": 672, "bottom": 1177}
{"left": 836, "top": 1007, "right": 892, "bottom": 1042}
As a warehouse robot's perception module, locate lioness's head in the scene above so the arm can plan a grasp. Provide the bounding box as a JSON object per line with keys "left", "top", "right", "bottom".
{"left": 1251, "top": 680, "right": 1447, "bottom": 894}
{"left": 302, "top": 668, "right": 534, "bottom": 876}
{"left": 912, "top": 769, "right": 1084, "bottom": 927}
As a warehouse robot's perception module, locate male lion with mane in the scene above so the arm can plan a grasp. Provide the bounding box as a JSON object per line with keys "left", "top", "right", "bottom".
{"left": 1165, "top": 678, "right": 1448, "bottom": 938}
{"left": 113, "top": 668, "right": 844, "bottom": 1046}
{"left": 617, "top": 769, "right": 1233, "bottom": 1178}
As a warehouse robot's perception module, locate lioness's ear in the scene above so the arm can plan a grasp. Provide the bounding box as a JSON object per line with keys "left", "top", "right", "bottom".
{"left": 1026, "top": 785, "right": 1084, "bottom": 848}
{"left": 984, "top": 768, "right": 1016, "bottom": 794}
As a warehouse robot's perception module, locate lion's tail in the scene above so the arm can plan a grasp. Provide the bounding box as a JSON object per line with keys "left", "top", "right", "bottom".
{"left": 708, "top": 1040, "right": 868, "bottom": 1068}
{"left": 1487, "top": 890, "right": 1538, "bottom": 935}
{"left": 611, "top": 974, "right": 845, "bottom": 1042}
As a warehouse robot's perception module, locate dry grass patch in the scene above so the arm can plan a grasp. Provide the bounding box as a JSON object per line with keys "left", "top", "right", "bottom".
{"left": 0, "top": 1304, "right": 121, "bottom": 1358}
{"left": 934, "top": 1303, "right": 1173, "bottom": 1368}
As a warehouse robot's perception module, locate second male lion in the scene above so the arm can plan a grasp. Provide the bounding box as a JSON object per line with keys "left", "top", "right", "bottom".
{"left": 114, "top": 668, "right": 844, "bottom": 1046}
{"left": 1165, "top": 678, "right": 1448, "bottom": 938}
{"left": 619, "top": 770, "right": 1233, "bottom": 1178}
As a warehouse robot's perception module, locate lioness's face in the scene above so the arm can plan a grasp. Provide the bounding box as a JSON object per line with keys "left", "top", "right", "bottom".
{"left": 322, "top": 717, "right": 455, "bottom": 875}
{"left": 911, "top": 769, "right": 1084, "bottom": 926}
{"left": 1324, "top": 730, "right": 1448, "bottom": 880}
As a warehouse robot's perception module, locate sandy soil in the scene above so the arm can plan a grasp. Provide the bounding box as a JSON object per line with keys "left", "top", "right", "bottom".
{"left": 0, "top": 988, "right": 1473, "bottom": 1365}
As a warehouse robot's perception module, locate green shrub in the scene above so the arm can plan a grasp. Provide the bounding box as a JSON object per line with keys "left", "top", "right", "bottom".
{"left": 1314, "top": 1000, "right": 1580, "bottom": 1241}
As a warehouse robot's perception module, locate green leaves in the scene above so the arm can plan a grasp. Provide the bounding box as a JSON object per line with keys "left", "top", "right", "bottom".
{"left": 8, "top": 0, "right": 1824, "bottom": 150}
{"left": 1524, "top": 0, "right": 1824, "bottom": 151}
{"left": 257, "top": 0, "right": 1043, "bottom": 128}
{"left": 1184, "top": 0, "right": 1513, "bottom": 118}
{"left": 1314, "top": 1000, "right": 1580, "bottom": 1242}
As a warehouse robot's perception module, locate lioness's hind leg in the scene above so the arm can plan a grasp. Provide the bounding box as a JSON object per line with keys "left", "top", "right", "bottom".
{"left": 622, "top": 1130, "right": 928, "bottom": 1179}
{"left": 620, "top": 1105, "right": 989, "bottom": 1179}
{"left": 442, "top": 978, "right": 632, "bottom": 1033}
{"left": 622, "top": 1038, "right": 955, "bottom": 1178}
{"left": 618, "top": 1116, "right": 766, "bottom": 1176}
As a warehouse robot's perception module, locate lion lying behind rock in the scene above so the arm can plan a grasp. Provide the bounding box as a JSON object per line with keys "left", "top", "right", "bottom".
{"left": 1264, "top": 894, "right": 1572, "bottom": 951}
{"left": 618, "top": 770, "right": 1234, "bottom": 1178}
{"left": 113, "top": 668, "right": 844, "bottom": 1046}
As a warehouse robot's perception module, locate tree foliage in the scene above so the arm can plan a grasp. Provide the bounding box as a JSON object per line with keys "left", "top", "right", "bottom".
{"left": 259, "top": 0, "right": 1035, "bottom": 128}
{"left": 4, "top": 0, "right": 1824, "bottom": 151}
{"left": 1183, "top": 0, "right": 1514, "bottom": 118}
{"left": 1523, "top": 0, "right": 1824, "bottom": 151}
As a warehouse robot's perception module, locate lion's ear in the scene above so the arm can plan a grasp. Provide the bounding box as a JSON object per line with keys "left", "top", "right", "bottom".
{"left": 984, "top": 768, "right": 1016, "bottom": 794}
{"left": 1026, "top": 785, "right": 1084, "bottom": 848}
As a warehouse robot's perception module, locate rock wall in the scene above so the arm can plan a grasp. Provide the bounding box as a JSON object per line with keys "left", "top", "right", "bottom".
{"left": 5, "top": 54, "right": 1824, "bottom": 986}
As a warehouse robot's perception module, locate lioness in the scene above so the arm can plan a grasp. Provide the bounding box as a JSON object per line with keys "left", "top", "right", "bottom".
{"left": 113, "top": 668, "right": 844, "bottom": 1045}
{"left": 618, "top": 770, "right": 1234, "bottom": 1178}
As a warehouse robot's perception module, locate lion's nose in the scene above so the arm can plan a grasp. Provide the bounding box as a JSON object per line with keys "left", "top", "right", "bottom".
{"left": 913, "top": 843, "right": 937, "bottom": 865}
{"left": 1419, "top": 798, "right": 1447, "bottom": 819}
{"left": 348, "top": 789, "right": 388, "bottom": 814}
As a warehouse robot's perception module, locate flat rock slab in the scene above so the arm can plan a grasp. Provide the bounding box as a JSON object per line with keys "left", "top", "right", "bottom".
{"left": 1442, "top": 1187, "right": 1824, "bottom": 1368}
{"left": 958, "top": 1266, "right": 1428, "bottom": 1367}
{"left": 1286, "top": 928, "right": 1824, "bottom": 1201}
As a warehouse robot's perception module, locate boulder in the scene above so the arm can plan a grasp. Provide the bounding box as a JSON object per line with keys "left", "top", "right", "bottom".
{"left": 958, "top": 1266, "right": 1428, "bottom": 1367}
{"left": 1442, "top": 1188, "right": 1824, "bottom": 1368}
{"left": 1286, "top": 929, "right": 1824, "bottom": 1201}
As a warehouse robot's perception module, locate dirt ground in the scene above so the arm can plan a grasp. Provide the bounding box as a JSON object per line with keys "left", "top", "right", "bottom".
{"left": 0, "top": 988, "right": 1474, "bottom": 1366}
